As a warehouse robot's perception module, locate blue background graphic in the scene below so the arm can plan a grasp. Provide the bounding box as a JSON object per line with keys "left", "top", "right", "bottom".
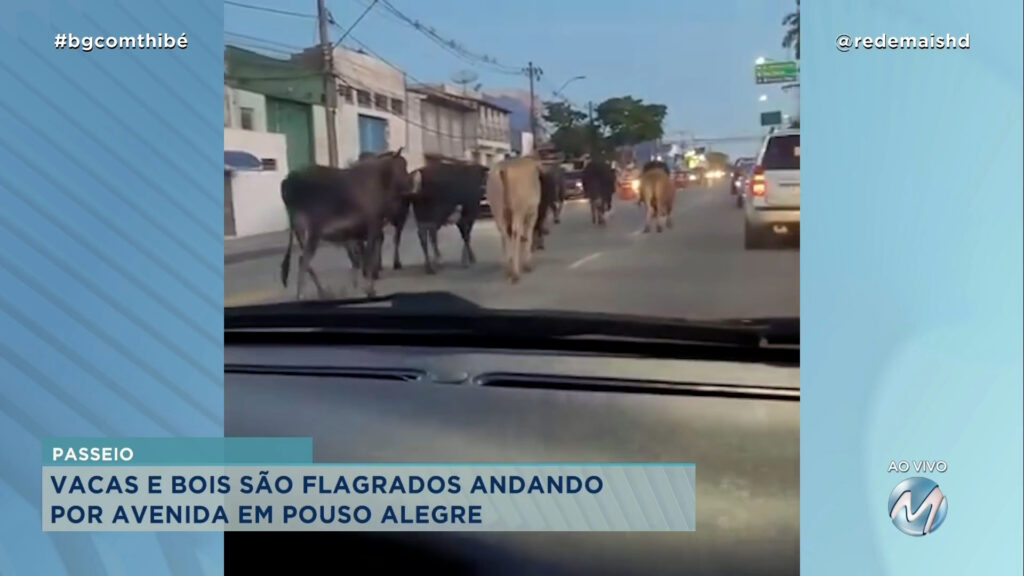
{"left": 803, "top": 1, "right": 1022, "bottom": 575}
{"left": 0, "top": 0, "right": 223, "bottom": 574}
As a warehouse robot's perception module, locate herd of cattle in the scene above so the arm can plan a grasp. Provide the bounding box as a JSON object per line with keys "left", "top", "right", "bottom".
{"left": 278, "top": 149, "right": 676, "bottom": 299}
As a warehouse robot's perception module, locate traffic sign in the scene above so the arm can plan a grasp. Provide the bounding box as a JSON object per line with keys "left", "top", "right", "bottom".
{"left": 755, "top": 61, "right": 799, "bottom": 84}
{"left": 760, "top": 111, "right": 783, "bottom": 126}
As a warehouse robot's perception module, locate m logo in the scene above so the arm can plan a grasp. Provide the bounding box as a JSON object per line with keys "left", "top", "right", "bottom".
{"left": 888, "top": 477, "right": 948, "bottom": 536}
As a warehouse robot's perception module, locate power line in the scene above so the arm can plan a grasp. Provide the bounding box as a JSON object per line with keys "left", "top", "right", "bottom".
{"left": 332, "top": 0, "right": 379, "bottom": 47}
{"left": 224, "top": 1, "right": 316, "bottom": 19}
{"left": 225, "top": 31, "right": 306, "bottom": 51}
{"left": 365, "top": 0, "right": 524, "bottom": 76}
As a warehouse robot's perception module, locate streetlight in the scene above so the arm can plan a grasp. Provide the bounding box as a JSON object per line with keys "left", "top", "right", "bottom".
{"left": 554, "top": 75, "right": 586, "bottom": 97}
{"left": 755, "top": 57, "right": 767, "bottom": 65}
{"left": 758, "top": 94, "right": 768, "bottom": 102}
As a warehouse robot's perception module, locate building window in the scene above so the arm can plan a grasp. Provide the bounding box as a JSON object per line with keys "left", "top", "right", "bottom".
{"left": 240, "top": 107, "right": 255, "bottom": 130}
{"left": 261, "top": 158, "right": 278, "bottom": 171}
{"left": 340, "top": 86, "right": 354, "bottom": 104}
{"left": 390, "top": 98, "right": 404, "bottom": 116}
{"left": 374, "top": 93, "right": 389, "bottom": 110}
{"left": 357, "top": 90, "right": 371, "bottom": 108}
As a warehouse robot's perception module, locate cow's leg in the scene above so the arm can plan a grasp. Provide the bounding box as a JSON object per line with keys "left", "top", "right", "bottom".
{"left": 392, "top": 201, "right": 410, "bottom": 270}
{"left": 362, "top": 228, "right": 384, "bottom": 297}
{"left": 509, "top": 226, "right": 522, "bottom": 283}
{"left": 643, "top": 202, "right": 655, "bottom": 234}
{"left": 457, "top": 217, "right": 476, "bottom": 266}
{"left": 655, "top": 199, "right": 664, "bottom": 233}
{"left": 533, "top": 217, "right": 545, "bottom": 251}
{"left": 430, "top": 227, "right": 442, "bottom": 263}
{"left": 344, "top": 241, "right": 363, "bottom": 294}
{"left": 521, "top": 211, "right": 538, "bottom": 274}
{"left": 298, "top": 232, "right": 328, "bottom": 300}
{"left": 416, "top": 225, "right": 436, "bottom": 275}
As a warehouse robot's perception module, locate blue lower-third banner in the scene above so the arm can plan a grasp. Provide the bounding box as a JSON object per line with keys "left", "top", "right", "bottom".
{"left": 41, "top": 438, "right": 696, "bottom": 532}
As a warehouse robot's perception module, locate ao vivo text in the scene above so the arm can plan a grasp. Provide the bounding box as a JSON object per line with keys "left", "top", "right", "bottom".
{"left": 887, "top": 460, "right": 948, "bottom": 473}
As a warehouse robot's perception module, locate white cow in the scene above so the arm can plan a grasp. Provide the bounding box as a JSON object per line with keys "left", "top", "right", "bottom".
{"left": 485, "top": 156, "right": 543, "bottom": 283}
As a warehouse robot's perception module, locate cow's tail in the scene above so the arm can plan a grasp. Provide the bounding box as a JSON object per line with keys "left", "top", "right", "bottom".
{"left": 280, "top": 177, "right": 296, "bottom": 287}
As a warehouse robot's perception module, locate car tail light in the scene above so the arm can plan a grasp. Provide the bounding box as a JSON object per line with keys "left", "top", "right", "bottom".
{"left": 749, "top": 166, "right": 766, "bottom": 197}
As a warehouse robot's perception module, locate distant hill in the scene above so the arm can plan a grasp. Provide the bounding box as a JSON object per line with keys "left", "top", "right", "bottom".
{"left": 484, "top": 89, "right": 541, "bottom": 152}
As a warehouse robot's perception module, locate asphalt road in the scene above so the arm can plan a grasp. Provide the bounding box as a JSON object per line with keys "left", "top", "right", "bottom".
{"left": 225, "top": 183, "right": 799, "bottom": 319}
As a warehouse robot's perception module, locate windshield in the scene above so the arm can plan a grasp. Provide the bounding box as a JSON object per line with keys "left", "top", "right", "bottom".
{"left": 224, "top": 3, "right": 800, "bottom": 321}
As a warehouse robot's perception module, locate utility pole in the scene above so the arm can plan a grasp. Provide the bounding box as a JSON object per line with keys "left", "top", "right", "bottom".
{"left": 317, "top": 0, "right": 339, "bottom": 167}
{"left": 587, "top": 100, "right": 595, "bottom": 155}
{"left": 527, "top": 62, "right": 537, "bottom": 143}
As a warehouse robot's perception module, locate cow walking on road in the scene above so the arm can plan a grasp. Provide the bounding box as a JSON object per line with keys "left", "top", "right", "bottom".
{"left": 581, "top": 159, "right": 616, "bottom": 226}
{"left": 404, "top": 161, "right": 489, "bottom": 274}
{"left": 639, "top": 160, "right": 674, "bottom": 233}
{"left": 534, "top": 164, "right": 563, "bottom": 251}
{"left": 546, "top": 164, "right": 566, "bottom": 225}
{"left": 487, "top": 156, "right": 544, "bottom": 283}
{"left": 279, "top": 149, "right": 414, "bottom": 299}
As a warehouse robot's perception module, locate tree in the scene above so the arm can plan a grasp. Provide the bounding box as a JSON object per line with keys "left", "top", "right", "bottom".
{"left": 541, "top": 97, "right": 668, "bottom": 160}
{"left": 595, "top": 97, "right": 667, "bottom": 148}
{"left": 782, "top": 0, "right": 800, "bottom": 60}
{"left": 542, "top": 100, "right": 592, "bottom": 158}
{"left": 542, "top": 101, "right": 586, "bottom": 128}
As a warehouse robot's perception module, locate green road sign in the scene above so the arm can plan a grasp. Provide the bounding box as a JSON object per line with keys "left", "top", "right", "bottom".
{"left": 760, "top": 111, "right": 783, "bottom": 126}
{"left": 755, "top": 61, "right": 799, "bottom": 84}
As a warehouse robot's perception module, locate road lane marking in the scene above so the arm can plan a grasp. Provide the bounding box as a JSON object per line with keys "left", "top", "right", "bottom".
{"left": 568, "top": 252, "right": 603, "bottom": 269}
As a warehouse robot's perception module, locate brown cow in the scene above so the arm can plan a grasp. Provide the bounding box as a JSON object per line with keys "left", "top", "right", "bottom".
{"left": 486, "top": 156, "right": 543, "bottom": 283}
{"left": 639, "top": 161, "right": 674, "bottom": 233}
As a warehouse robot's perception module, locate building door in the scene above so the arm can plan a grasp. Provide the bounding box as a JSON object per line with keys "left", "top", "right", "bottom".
{"left": 224, "top": 172, "right": 236, "bottom": 237}
{"left": 358, "top": 114, "right": 389, "bottom": 155}
{"left": 266, "top": 97, "right": 313, "bottom": 171}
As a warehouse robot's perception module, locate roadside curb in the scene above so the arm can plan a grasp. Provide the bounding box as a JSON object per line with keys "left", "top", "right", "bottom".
{"left": 225, "top": 245, "right": 285, "bottom": 265}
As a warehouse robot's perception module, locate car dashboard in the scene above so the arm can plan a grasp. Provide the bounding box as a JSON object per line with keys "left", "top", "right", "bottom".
{"left": 224, "top": 341, "right": 799, "bottom": 575}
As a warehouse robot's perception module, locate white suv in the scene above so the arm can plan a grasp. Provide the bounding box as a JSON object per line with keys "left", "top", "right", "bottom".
{"left": 744, "top": 129, "right": 800, "bottom": 249}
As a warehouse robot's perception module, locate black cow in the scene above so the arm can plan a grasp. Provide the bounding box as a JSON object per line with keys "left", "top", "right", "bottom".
{"left": 279, "top": 149, "right": 413, "bottom": 299}
{"left": 403, "top": 162, "right": 489, "bottom": 274}
{"left": 534, "top": 165, "right": 562, "bottom": 250}
{"left": 581, "top": 159, "right": 616, "bottom": 226}
{"left": 546, "top": 164, "right": 566, "bottom": 224}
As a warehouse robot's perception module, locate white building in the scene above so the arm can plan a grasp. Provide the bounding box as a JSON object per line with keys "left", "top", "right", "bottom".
{"left": 293, "top": 46, "right": 424, "bottom": 170}
{"left": 223, "top": 85, "right": 290, "bottom": 238}
{"left": 419, "top": 83, "right": 512, "bottom": 167}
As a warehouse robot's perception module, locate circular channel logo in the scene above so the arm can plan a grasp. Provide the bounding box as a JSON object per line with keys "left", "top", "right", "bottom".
{"left": 888, "top": 477, "right": 948, "bottom": 536}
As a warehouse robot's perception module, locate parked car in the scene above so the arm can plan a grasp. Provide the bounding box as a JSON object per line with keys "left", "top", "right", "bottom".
{"left": 744, "top": 129, "right": 800, "bottom": 249}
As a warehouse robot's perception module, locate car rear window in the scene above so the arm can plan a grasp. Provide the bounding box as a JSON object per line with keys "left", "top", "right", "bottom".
{"left": 761, "top": 135, "right": 800, "bottom": 170}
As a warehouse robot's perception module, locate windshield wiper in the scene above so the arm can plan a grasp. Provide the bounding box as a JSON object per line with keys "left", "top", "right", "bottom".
{"left": 225, "top": 292, "right": 799, "bottom": 349}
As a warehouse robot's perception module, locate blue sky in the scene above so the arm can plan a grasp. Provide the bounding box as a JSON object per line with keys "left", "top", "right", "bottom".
{"left": 225, "top": 0, "right": 799, "bottom": 158}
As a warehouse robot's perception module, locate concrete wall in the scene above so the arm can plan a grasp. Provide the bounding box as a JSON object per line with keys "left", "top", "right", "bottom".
{"left": 225, "top": 128, "right": 289, "bottom": 238}
{"left": 225, "top": 87, "right": 267, "bottom": 131}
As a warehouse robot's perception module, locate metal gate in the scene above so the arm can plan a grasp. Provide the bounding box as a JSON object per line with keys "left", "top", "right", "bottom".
{"left": 266, "top": 97, "right": 314, "bottom": 171}
{"left": 358, "top": 114, "right": 389, "bottom": 155}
